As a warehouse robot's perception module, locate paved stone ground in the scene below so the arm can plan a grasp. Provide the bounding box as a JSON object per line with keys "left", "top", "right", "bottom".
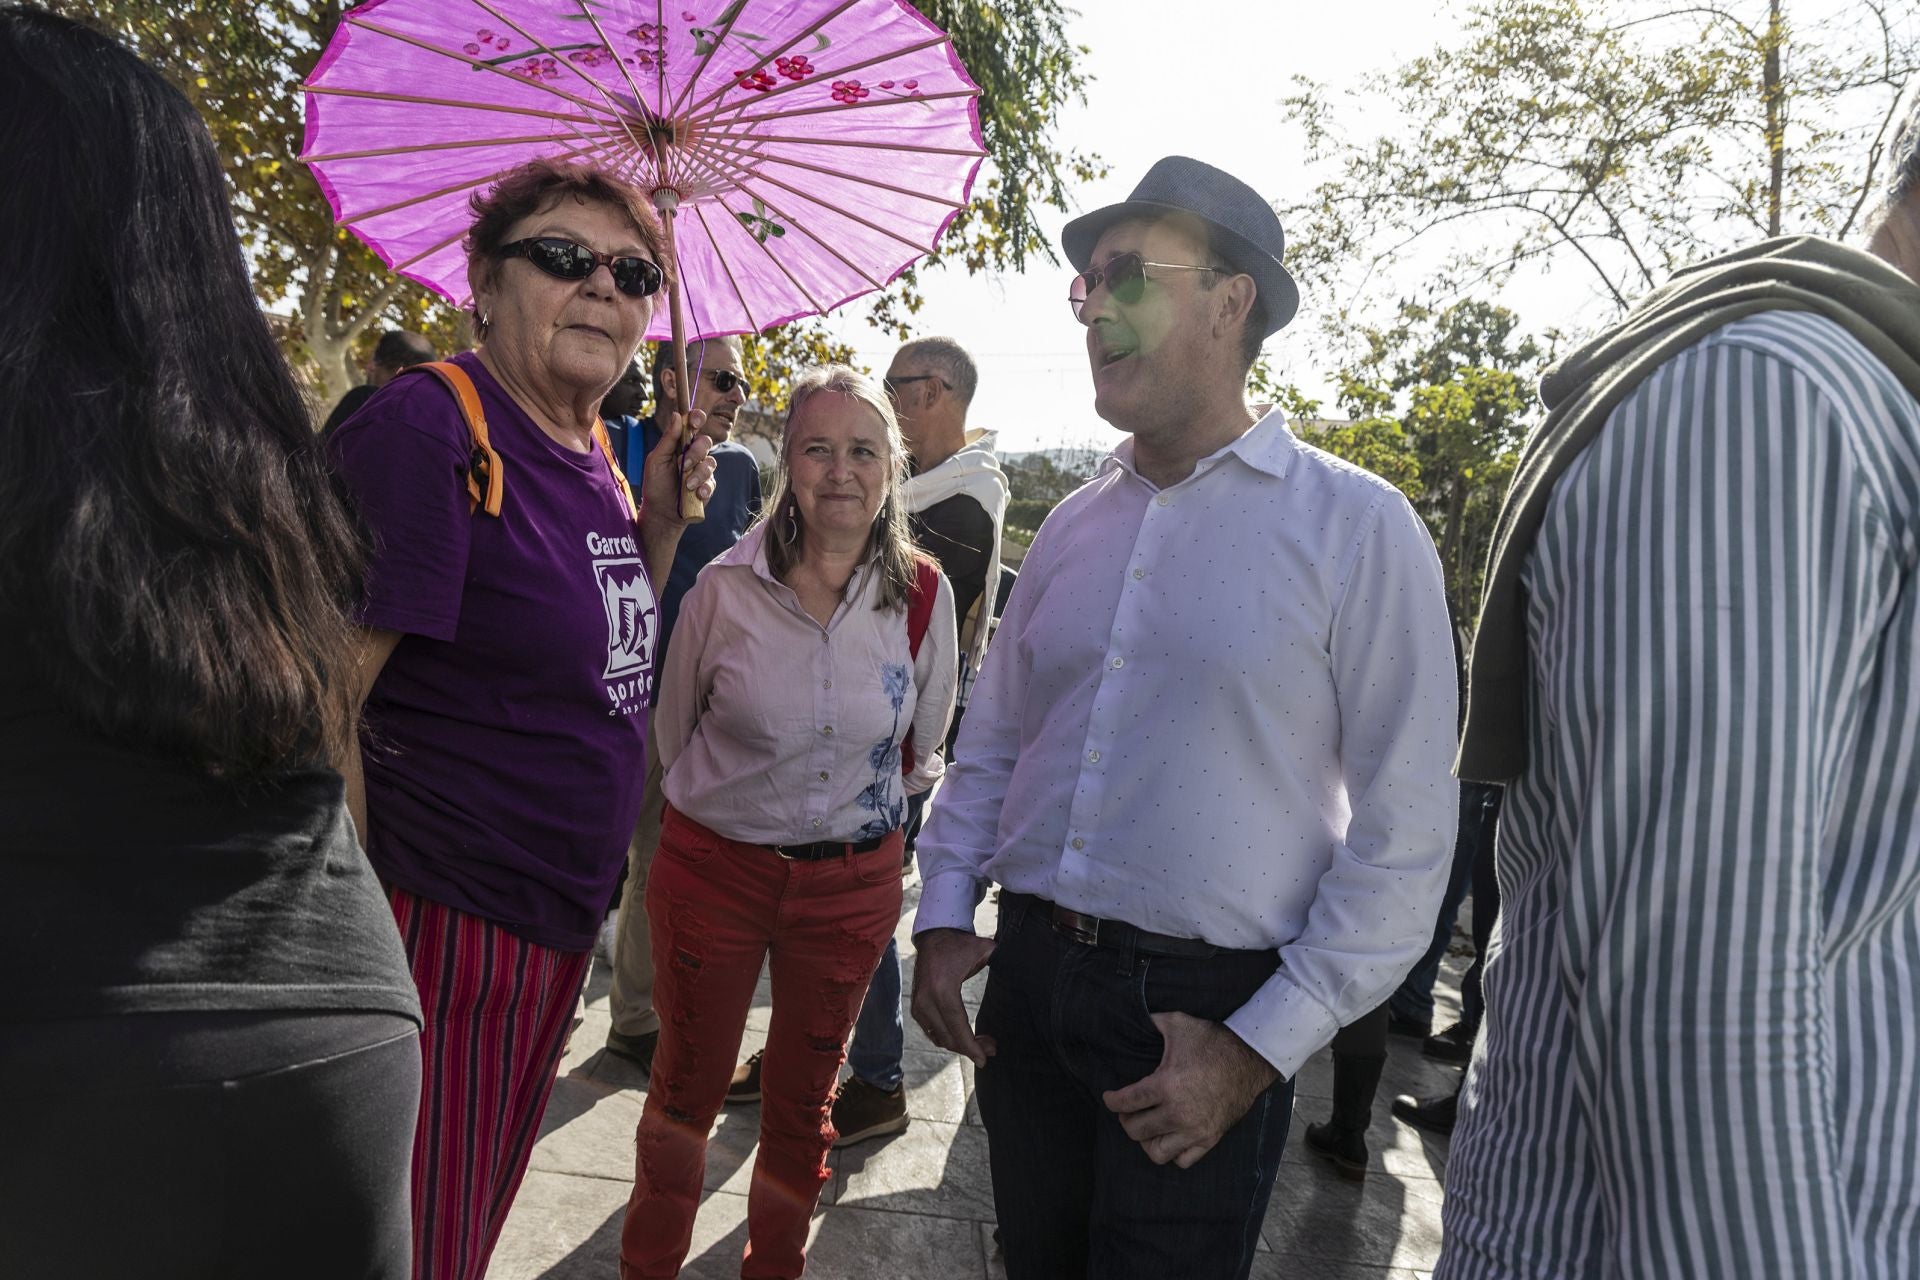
{"left": 488, "top": 878, "right": 1472, "bottom": 1280}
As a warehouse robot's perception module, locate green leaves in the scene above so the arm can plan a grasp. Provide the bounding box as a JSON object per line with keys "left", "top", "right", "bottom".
{"left": 1288, "top": 299, "right": 1542, "bottom": 634}
{"left": 1281, "top": 0, "right": 1919, "bottom": 319}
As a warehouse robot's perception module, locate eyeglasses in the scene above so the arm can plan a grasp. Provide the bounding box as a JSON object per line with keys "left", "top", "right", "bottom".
{"left": 884, "top": 374, "right": 948, "bottom": 400}
{"left": 1067, "top": 251, "right": 1225, "bottom": 323}
{"left": 497, "top": 237, "right": 664, "bottom": 298}
{"left": 705, "top": 368, "right": 753, "bottom": 397}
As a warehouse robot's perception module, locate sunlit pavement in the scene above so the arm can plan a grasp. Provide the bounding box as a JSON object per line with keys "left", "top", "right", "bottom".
{"left": 489, "top": 877, "right": 1470, "bottom": 1280}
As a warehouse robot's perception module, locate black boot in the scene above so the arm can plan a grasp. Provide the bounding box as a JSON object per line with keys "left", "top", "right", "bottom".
{"left": 1303, "top": 1051, "right": 1385, "bottom": 1182}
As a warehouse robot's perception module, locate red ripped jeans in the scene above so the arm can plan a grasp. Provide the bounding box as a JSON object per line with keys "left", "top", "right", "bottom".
{"left": 620, "top": 804, "right": 903, "bottom": 1280}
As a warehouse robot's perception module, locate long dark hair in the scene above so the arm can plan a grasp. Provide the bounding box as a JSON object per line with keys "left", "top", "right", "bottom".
{"left": 0, "top": 6, "right": 367, "bottom": 777}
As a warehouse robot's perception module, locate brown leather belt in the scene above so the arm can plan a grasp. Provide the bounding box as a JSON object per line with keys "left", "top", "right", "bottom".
{"left": 1003, "top": 891, "right": 1257, "bottom": 959}
{"left": 764, "top": 834, "right": 889, "bottom": 862}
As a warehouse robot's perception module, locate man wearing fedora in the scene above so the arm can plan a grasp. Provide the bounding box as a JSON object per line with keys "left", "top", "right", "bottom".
{"left": 909, "top": 156, "right": 1458, "bottom": 1277}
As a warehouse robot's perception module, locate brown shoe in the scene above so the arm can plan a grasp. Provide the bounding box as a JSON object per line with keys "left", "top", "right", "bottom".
{"left": 830, "top": 1076, "right": 909, "bottom": 1148}
{"left": 725, "top": 1050, "right": 763, "bottom": 1105}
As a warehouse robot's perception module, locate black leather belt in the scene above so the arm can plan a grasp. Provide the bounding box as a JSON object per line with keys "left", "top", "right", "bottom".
{"left": 1003, "top": 891, "right": 1258, "bottom": 959}
{"left": 764, "top": 834, "right": 889, "bottom": 862}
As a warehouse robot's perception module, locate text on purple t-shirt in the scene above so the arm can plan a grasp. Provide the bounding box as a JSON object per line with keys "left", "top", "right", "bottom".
{"left": 328, "top": 351, "right": 653, "bottom": 952}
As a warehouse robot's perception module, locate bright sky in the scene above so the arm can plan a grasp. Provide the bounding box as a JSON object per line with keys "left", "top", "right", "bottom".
{"left": 809, "top": 0, "right": 1479, "bottom": 453}
{"left": 810, "top": 0, "right": 1885, "bottom": 454}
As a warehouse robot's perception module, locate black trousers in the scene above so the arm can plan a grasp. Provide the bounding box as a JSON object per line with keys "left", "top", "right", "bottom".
{"left": 0, "top": 1009, "right": 421, "bottom": 1279}
{"left": 974, "top": 895, "right": 1295, "bottom": 1280}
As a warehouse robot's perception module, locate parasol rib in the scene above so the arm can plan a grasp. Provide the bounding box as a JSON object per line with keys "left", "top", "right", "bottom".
{"left": 342, "top": 15, "right": 627, "bottom": 121}
{"left": 303, "top": 84, "right": 604, "bottom": 127}
{"left": 303, "top": 131, "right": 586, "bottom": 163}
{"left": 387, "top": 222, "right": 472, "bottom": 273}
{"left": 676, "top": 0, "right": 864, "bottom": 122}
{"left": 697, "top": 154, "right": 886, "bottom": 292}
{"left": 460, "top": 0, "right": 656, "bottom": 168}
{"left": 564, "top": 0, "right": 667, "bottom": 185}
{"left": 344, "top": 133, "right": 612, "bottom": 223}
{"left": 690, "top": 133, "right": 967, "bottom": 209}
{"left": 655, "top": 0, "right": 670, "bottom": 185}
{"left": 728, "top": 163, "right": 936, "bottom": 257}
{"left": 682, "top": 145, "right": 877, "bottom": 300}
{"left": 687, "top": 131, "right": 985, "bottom": 158}
{"left": 662, "top": 0, "right": 752, "bottom": 125}
{"left": 690, "top": 200, "right": 765, "bottom": 334}
{"left": 693, "top": 86, "right": 979, "bottom": 134}
{"left": 680, "top": 33, "right": 951, "bottom": 131}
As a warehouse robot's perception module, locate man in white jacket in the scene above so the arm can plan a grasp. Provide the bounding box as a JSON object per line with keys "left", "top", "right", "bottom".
{"left": 830, "top": 335, "right": 1010, "bottom": 1147}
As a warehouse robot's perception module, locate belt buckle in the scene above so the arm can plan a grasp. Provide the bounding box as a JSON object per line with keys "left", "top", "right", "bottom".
{"left": 1054, "top": 907, "right": 1100, "bottom": 946}
{"left": 771, "top": 844, "right": 801, "bottom": 861}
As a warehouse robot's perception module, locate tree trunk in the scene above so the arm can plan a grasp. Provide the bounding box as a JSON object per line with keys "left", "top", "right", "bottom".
{"left": 1765, "top": 0, "right": 1786, "bottom": 238}
{"left": 296, "top": 238, "right": 410, "bottom": 426}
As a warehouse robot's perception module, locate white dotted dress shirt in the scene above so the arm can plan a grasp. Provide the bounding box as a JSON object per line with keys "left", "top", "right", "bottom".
{"left": 914, "top": 408, "right": 1459, "bottom": 1077}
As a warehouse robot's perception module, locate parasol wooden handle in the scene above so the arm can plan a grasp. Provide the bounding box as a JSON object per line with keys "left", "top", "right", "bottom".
{"left": 656, "top": 195, "right": 705, "bottom": 525}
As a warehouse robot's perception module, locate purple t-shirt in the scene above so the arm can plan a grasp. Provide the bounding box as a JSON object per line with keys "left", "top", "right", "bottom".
{"left": 329, "top": 351, "right": 655, "bottom": 952}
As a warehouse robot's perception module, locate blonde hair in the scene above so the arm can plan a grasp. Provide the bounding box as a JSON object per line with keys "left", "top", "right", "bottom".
{"left": 760, "top": 365, "right": 923, "bottom": 612}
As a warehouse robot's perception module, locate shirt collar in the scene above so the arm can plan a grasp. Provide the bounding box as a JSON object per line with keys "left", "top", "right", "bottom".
{"left": 1100, "top": 405, "right": 1296, "bottom": 487}
{"left": 719, "top": 519, "right": 881, "bottom": 591}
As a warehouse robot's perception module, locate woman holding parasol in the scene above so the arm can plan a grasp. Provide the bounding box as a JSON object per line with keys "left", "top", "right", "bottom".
{"left": 328, "top": 158, "right": 716, "bottom": 1280}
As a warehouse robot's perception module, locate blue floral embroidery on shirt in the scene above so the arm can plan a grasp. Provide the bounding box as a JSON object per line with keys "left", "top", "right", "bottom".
{"left": 855, "top": 662, "right": 910, "bottom": 839}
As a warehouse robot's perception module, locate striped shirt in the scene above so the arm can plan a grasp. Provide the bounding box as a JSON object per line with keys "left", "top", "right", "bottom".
{"left": 1438, "top": 312, "right": 1920, "bottom": 1278}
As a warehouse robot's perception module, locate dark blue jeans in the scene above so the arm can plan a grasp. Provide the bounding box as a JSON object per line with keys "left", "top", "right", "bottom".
{"left": 1389, "top": 781, "right": 1504, "bottom": 1030}
{"left": 974, "top": 895, "right": 1295, "bottom": 1280}
{"left": 845, "top": 791, "right": 928, "bottom": 1091}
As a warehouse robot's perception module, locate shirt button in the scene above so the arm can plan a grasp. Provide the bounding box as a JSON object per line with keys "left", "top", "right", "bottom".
{"left": 1087, "top": 750, "right": 1101, "bottom": 764}
{"left": 1132, "top": 568, "right": 1145, "bottom": 580}
{"left": 811, "top": 818, "right": 823, "bottom": 829}
{"left": 823, "top": 679, "right": 832, "bottom": 689}
{"left": 819, "top": 771, "right": 830, "bottom": 781}
{"left": 1110, "top": 656, "right": 1125, "bottom": 669}
{"left": 1155, "top": 494, "right": 1169, "bottom": 506}
{"left": 1071, "top": 837, "right": 1085, "bottom": 850}
{"left": 822, "top": 725, "right": 834, "bottom": 737}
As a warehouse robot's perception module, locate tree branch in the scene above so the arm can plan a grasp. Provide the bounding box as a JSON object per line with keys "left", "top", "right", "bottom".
{"left": 1838, "top": 88, "right": 1908, "bottom": 237}
{"left": 334, "top": 273, "right": 411, "bottom": 346}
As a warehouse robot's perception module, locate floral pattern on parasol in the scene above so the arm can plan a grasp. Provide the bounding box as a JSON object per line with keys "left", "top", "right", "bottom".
{"left": 302, "top": 0, "right": 988, "bottom": 341}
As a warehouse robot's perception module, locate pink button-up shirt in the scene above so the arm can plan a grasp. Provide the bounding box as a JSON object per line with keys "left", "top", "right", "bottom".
{"left": 657, "top": 523, "right": 958, "bottom": 846}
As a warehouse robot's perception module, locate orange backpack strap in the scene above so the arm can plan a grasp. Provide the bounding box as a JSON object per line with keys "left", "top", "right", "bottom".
{"left": 592, "top": 418, "right": 639, "bottom": 522}
{"left": 408, "top": 361, "right": 504, "bottom": 517}
{"left": 899, "top": 557, "right": 942, "bottom": 777}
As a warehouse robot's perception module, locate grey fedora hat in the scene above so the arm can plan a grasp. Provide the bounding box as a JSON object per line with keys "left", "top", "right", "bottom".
{"left": 1061, "top": 155, "right": 1300, "bottom": 336}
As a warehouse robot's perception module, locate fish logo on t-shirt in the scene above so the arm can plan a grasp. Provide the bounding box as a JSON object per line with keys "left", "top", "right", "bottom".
{"left": 591, "top": 551, "right": 657, "bottom": 683}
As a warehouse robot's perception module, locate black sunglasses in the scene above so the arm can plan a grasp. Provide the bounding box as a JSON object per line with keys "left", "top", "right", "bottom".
{"left": 1067, "top": 251, "right": 1224, "bottom": 322}
{"left": 497, "top": 237, "right": 663, "bottom": 298}
{"left": 705, "top": 368, "right": 753, "bottom": 397}
{"left": 884, "top": 374, "right": 948, "bottom": 399}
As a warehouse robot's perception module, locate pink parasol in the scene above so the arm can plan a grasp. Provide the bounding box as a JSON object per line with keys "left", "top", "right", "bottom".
{"left": 302, "top": 0, "right": 987, "bottom": 342}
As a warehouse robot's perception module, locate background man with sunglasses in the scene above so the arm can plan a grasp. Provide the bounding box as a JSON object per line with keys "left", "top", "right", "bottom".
{"left": 604, "top": 334, "right": 763, "bottom": 1072}
{"left": 909, "top": 156, "right": 1459, "bottom": 1279}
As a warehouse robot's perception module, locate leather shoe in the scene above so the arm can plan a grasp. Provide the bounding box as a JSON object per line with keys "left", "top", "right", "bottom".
{"left": 1422, "top": 1020, "right": 1476, "bottom": 1063}
{"left": 1391, "top": 1091, "right": 1458, "bottom": 1135}
{"left": 1303, "top": 1120, "right": 1369, "bottom": 1181}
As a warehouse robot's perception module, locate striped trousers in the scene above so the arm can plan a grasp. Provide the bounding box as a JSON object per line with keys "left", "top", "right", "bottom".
{"left": 388, "top": 886, "right": 590, "bottom": 1280}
